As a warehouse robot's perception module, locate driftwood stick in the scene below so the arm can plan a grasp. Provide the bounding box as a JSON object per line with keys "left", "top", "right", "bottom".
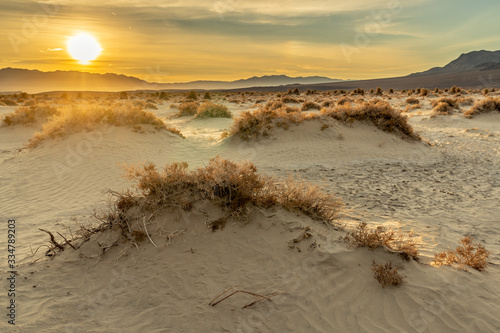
{"left": 39, "top": 229, "right": 65, "bottom": 251}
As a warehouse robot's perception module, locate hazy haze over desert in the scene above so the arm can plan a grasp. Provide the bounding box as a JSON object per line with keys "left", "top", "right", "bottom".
{"left": 1, "top": 1, "right": 500, "bottom": 332}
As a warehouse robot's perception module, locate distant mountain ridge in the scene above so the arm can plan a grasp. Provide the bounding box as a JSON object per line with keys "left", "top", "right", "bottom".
{"left": 411, "top": 50, "right": 500, "bottom": 76}
{"left": 166, "top": 75, "right": 343, "bottom": 90}
{"left": 0, "top": 68, "right": 342, "bottom": 93}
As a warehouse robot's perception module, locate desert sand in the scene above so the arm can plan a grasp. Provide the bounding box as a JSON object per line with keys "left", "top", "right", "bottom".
{"left": 0, "top": 91, "right": 499, "bottom": 332}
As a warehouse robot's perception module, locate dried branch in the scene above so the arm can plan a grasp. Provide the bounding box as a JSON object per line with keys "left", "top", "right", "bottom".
{"left": 57, "top": 232, "right": 76, "bottom": 250}
{"left": 142, "top": 216, "right": 157, "bottom": 247}
{"left": 39, "top": 228, "right": 65, "bottom": 251}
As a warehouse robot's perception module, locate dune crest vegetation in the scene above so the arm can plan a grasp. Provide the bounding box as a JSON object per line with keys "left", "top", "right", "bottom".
{"left": 10, "top": 101, "right": 184, "bottom": 148}
{"left": 229, "top": 100, "right": 418, "bottom": 141}
{"left": 464, "top": 97, "right": 500, "bottom": 118}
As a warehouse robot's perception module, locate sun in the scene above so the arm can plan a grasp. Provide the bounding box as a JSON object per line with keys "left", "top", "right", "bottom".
{"left": 67, "top": 33, "right": 102, "bottom": 65}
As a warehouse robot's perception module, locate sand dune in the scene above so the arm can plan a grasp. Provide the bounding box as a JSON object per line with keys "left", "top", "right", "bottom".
{"left": 1, "top": 92, "right": 499, "bottom": 332}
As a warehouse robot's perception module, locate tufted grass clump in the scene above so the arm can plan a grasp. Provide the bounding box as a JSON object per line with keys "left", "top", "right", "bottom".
{"left": 343, "top": 222, "right": 419, "bottom": 261}
{"left": 301, "top": 101, "right": 322, "bottom": 111}
{"left": 229, "top": 107, "right": 308, "bottom": 141}
{"left": 464, "top": 97, "right": 500, "bottom": 118}
{"left": 406, "top": 97, "right": 420, "bottom": 105}
{"left": 119, "top": 157, "right": 342, "bottom": 223}
{"left": 322, "top": 101, "right": 419, "bottom": 140}
{"left": 2, "top": 103, "right": 59, "bottom": 126}
{"left": 195, "top": 102, "right": 232, "bottom": 119}
{"left": 27, "top": 102, "right": 182, "bottom": 148}
{"left": 176, "top": 102, "right": 199, "bottom": 117}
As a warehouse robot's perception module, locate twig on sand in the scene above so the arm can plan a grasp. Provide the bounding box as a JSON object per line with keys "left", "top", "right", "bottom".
{"left": 29, "top": 244, "right": 50, "bottom": 257}
{"left": 57, "top": 232, "right": 77, "bottom": 250}
{"left": 142, "top": 216, "right": 158, "bottom": 247}
{"left": 209, "top": 286, "right": 284, "bottom": 309}
{"left": 39, "top": 228, "right": 65, "bottom": 251}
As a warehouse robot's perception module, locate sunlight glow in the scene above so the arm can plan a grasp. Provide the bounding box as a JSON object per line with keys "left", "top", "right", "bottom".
{"left": 67, "top": 33, "right": 103, "bottom": 65}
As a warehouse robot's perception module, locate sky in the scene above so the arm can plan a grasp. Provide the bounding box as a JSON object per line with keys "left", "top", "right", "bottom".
{"left": 1, "top": 0, "right": 500, "bottom": 83}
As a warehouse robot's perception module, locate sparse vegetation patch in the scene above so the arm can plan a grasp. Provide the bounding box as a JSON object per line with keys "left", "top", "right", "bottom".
{"left": 343, "top": 222, "right": 419, "bottom": 261}
{"left": 323, "top": 101, "right": 419, "bottom": 140}
{"left": 176, "top": 102, "right": 199, "bottom": 117}
{"left": 2, "top": 104, "right": 59, "bottom": 126}
{"left": 371, "top": 261, "right": 406, "bottom": 288}
{"left": 195, "top": 102, "right": 232, "bottom": 119}
{"left": 464, "top": 97, "right": 500, "bottom": 118}
{"left": 27, "top": 101, "right": 182, "bottom": 148}
{"left": 433, "top": 236, "right": 490, "bottom": 271}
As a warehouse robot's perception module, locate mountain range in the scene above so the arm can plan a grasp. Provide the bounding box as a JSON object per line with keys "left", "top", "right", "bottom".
{"left": 410, "top": 50, "right": 500, "bottom": 76}
{"left": 0, "top": 68, "right": 341, "bottom": 94}
{"left": 1, "top": 50, "right": 500, "bottom": 93}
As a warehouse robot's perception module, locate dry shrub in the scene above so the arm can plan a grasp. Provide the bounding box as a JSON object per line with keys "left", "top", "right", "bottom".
{"left": 195, "top": 102, "right": 232, "bottom": 119}
{"left": 230, "top": 108, "right": 306, "bottom": 141}
{"left": 301, "top": 101, "right": 321, "bottom": 111}
{"left": 0, "top": 99, "right": 18, "bottom": 106}
{"left": 457, "top": 97, "right": 475, "bottom": 106}
{"left": 352, "top": 88, "right": 365, "bottom": 95}
{"left": 2, "top": 103, "right": 58, "bottom": 126}
{"left": 431, "top": 97, "right": 459, "bottom": 109}
{"left": 337, "top": 97, "right": 352, "bottom": 105}
{"left": 403, "top": 104, "right": 420, "bottom": 113}
{"left": 464, "top": 97, "right": 500, "bottom": 118}
{"left": 322, "top": 101, "right": 419, "bottom": 140}
{"left": 186, "top": 90, "right": 198, "bottom": 100}
{"left": 343, "top": 222, "right": 418, "bottom": 260}
{"left": 278, "top": 176, "right": 341, "bottom": 222}
{"left": 231, "top": 100, "right": 417, "bottom": 141}
{"left": 144, "top": 102, "right": 158, "bottom": 110}
{"left": 264, "top": 99, "right": 285, "bottom": 111}
{"left": 176, "top": 102, "right": 199, "bottom": 117}
{"left": 406, "top": 97, "right": 420, "bottom": 105}
{"left": 450, "top": 86, "right": 462, "bottom": 94}
{"left": 281, "top": 96, "right": 299, "bottom": 104}
{"left": 433, "top": 236, "right": 490, "bottom": 271}
{"left": 122, "top": 157, "right": 341, "bottom": 223}
{"left": 27, "top": 102, "right": 182, "bottom": 148}
{"left": 371, "top": 261, "right": 406, "bottom": 288}
{"left": 321, "top": 100, "right": 335, "bottom": 108}
{"left": 432, "top": 102, "right": 454, "bottom": 116}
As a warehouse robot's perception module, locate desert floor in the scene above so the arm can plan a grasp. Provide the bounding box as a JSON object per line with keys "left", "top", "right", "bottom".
{"left": 0, "top": 92, "right": 499, "bottom": 332}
